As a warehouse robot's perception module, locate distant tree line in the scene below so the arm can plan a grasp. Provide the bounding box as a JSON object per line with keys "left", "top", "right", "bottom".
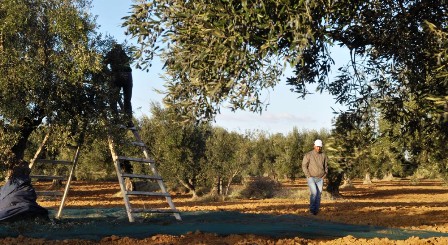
{"left": 20, "top": 102, "right": 447, "bottom": 199}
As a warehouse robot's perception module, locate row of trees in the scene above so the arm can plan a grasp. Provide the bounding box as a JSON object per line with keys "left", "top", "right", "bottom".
{"left": 141, "top": 102, "right": 447, "bottom": 198}
{"left": 22, "top": 103, "right": 327, "bottom": 197}
{"left": 22, "top": 102, "right": 445, "bottom": 199}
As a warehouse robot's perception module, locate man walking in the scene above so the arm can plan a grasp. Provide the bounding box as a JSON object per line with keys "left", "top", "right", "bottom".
{"left": 302, "top": 139, "right": 328, "bottom": 215}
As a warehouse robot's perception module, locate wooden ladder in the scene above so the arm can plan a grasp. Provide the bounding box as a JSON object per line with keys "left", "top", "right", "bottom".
{"left": 29, "top": 131, "right": 81, "bottom": 219}
{"left": 108, "top": 125, "right": 181, "bottom": 222}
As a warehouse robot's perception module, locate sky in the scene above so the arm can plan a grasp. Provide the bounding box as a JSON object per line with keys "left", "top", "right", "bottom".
{"left": 90, "top": 0, "right": 348, "bottom": 135}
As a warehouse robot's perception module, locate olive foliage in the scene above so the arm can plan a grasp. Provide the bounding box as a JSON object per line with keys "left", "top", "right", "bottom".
{"left": 0, "top": 0, "right": 107, "bottom": 162}
{"left": 124, "top": 0, "right": 447, "bottom": 182}
{"left": 0, "top": 0, "right": 120, "bottom": 166}
{"left": 124, "top": 0, "right": 331, "bottom": 121}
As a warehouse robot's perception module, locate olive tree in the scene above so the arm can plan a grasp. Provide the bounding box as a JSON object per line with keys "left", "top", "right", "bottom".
{"left": 139, "top": 103, "right": 210, "bottom": 197}
{"left": 0, "top": 0, "right": 108, "bottom": 165}
{"left": 124, "top": 0, "right": 447, "bottom": 182}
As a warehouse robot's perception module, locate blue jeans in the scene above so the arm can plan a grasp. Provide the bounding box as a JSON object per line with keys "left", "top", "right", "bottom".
{"left": 307, "top": 177, "right": 323, "bottom": 214}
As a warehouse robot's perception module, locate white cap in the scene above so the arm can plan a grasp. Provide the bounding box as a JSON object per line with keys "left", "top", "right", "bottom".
{"left": 314, "top": 139, "right": 323, "bottom": 147}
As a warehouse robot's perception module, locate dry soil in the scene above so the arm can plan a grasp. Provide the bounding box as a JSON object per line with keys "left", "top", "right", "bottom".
{"left": 1, "top": 178, "right": 448, "bottom": 244}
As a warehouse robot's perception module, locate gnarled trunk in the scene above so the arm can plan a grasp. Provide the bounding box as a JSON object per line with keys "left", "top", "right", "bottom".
{"left": 363, "top": 173, "right": 372, "bottom": 184}
{"left": 210, "top": 176, "right": 222, "bottom": 196}
{"left": 341, "top": 175, "right": 354, "bottom": 189}
{"left": 10, "top": 117, "right": 43, "bottom": 161}
{"left": 179, "top": 178, "right": 198, "bottom": 198}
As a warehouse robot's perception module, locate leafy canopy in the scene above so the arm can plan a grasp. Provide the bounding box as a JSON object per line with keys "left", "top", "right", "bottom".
{"left": 124, "top": 0, "right": 447, "bottom": 134}
{"left": 0, "top": 0, "right": 113, "bottom": 160}
{"left": 124, "top": 0, "right": 331, "bottom": 121}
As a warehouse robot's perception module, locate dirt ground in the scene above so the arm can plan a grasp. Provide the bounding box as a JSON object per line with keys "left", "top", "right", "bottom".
{"left": 2, "top": 178, "right": 448, "bottom": 244}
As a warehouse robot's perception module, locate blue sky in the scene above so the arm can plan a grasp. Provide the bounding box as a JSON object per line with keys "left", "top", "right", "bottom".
{"left": 91, "top": 0, "right": 348, "bottom": 135}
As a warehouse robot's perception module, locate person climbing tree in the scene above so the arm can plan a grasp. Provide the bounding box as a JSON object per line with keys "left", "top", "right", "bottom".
{"left": 104, "top": 43, "right": 134, "bottom": 127}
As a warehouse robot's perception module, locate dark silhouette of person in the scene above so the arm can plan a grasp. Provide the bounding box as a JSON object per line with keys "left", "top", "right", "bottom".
{"left": 0, "top": 159, "right": 48, "bottom": 222}
{"left": 104, "top": 43, "right": 134, "bottom": 126}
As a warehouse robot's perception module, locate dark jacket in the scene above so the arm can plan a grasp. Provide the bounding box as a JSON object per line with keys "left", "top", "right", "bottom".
{"left": 0, "top": 175, "right": 48, "bottom": 222}
{"left": 104, "top": 44, "right": 132, "bottom": 72}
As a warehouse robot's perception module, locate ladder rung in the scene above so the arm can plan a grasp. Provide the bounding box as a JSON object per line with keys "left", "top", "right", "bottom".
{"left": 130, "top": 141, "right": 145, "bottom": 147}
{"left": 118, "top": 125, "right": 137, "bottom": 130}
{"left": 130, "top": 208, "right": 179, "bottom": 214}
{"left": 121, "top": 173, "right": 163, "bottom": 180}
{"left": 117, "top": 156, "right": 154, "bottom": 164}
{"left": 121, "top": 141, "right": 145, "bottom": 147}
{"left": 34, "top": 159, "right": 73, "bottom": 165}
{"left": 66, "top": 144, "right": 79, "bottom": 150}
{"left": 36, "top": 191, "right": 64, "bottom": 196}
{"left": 30, "top": 175, "right": 66, "bottom": 180}
{"left": 125, "top": 191, "right": 170, "bottom": 197}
